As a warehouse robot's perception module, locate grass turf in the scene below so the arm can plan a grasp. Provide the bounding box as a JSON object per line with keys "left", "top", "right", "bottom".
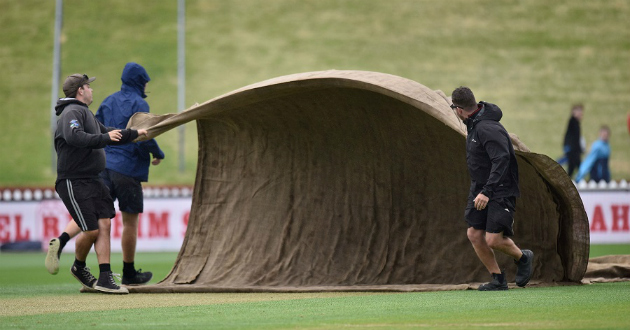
{"left": 589, "top": 244, "right": 630, "bottom": 258}
{"left": 1, "top": 283, "right": 629, "bottom": 329}
{"left": 0, "top": 245, "right": 628, "bottom": 329}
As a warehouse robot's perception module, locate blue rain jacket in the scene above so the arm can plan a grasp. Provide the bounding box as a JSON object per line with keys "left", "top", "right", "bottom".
{"left": 575, "top": 139, "right": 610, "bottom": 182}
{"left": 96, "top": 62, "right": 164, "bottom": 182}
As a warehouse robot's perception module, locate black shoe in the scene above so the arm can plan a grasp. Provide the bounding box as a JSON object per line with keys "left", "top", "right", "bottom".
{"left": 45, "top": 238, "right": 61, "bottom": 275}
{"left": 122, "top": 268, "right": 153, "bottom": 285}
{"left": 478, "top": 272, "right": 508, "bottom": 291}
{"left": 515, "top": 249, "right": 534, "bottom": 287}
{"left": 71, "top": 265, "right": 97, "bottom": 289}
{"left": 95, "top": 271, "right": 129, "bottom": 294}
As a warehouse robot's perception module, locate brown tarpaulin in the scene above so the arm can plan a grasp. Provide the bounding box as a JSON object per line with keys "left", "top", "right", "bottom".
{"left": 128, "top": 70, "right": 590, "bottom": 293}
{"left": 583, "top": 255, "right": 630, "bottom": 283}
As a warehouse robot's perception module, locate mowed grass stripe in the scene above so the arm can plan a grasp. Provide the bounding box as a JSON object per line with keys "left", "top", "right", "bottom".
{"left": 1, "top": 283, "right": 629, "bottom": 329}
{"left": 1, "top": 248, "right": 628, "bottom": 328}
{"left": 0, "top": 292, "right": 382, "bottom": 317}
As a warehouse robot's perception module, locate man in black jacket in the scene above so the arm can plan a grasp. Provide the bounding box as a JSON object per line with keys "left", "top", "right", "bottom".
{"left": 562, "top": 104, "right": 584, "bottom": 178}
{"left": 51, "top": 73, "right": 147, "bottom": 294}
{"left": 450, "top": 86, "right": 533, "bottom": 291}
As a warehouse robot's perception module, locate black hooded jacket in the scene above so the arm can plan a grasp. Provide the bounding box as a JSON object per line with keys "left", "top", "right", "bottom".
{"left": 563, "top": 115, "right": 582, "bottom": 155}
{"left": 54, "top": 98, "right": 139, "bottom": 182}
{"left": 463, "top": 101, "right": 520, "bottom": 199}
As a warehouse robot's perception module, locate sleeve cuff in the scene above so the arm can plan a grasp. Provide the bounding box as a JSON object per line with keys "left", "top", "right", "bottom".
{"left": 481, "top": 189, "right": 493, "bottom": 199}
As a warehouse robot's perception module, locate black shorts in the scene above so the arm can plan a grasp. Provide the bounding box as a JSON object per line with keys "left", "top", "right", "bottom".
{"left": 465, "top": 195, "right": 517, "bottom": 236}
{"left": 55, "top": 178, "right": 116, "bottom": 231}
{"left": 100, "top": 169, "right": 144, "bottom": 214}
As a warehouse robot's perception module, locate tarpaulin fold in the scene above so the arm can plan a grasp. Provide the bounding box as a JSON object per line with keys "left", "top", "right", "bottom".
{"left": 127, "top": 70, "right": 590, "bottom": 293}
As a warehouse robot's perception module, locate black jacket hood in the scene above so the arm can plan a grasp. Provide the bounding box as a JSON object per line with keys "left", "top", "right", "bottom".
{"left": 55, "top": 98, "right": 88, "bottom": 116}
{"left": 463, "top": 100, "right": 519, "bottom": 199}
{"left": 465, "top": 101, "right": 503, "bottom": 131}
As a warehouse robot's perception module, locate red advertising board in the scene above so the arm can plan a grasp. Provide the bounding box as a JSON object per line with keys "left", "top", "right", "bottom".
{"left": 0, "top": 190, "right": 628, "bottom": 251}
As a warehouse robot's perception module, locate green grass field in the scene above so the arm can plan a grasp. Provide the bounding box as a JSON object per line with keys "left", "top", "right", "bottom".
{"left": 1, "top": 0, "right": 629, "bottom": 186}
{"left": 0, "top": 244, "right": 628, "bottom": 329}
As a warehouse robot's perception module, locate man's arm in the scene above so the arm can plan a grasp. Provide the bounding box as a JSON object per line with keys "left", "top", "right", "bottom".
{"left": 106, "top": 127, "right": 147, "bottom": 145}
{"left": 133, "top": 100, "right": 163, "bottom": 163}
{"left": 138, "top": 139, "right": 165, "bottom": 162}
{"left": 575, "top": 141, "right": 604, "bottom": 182}
{"left": 61, "top": 109, "right": 110, "bottom": 149}
{"left": 477, "top": 125, "right": 512, "bottom": 204}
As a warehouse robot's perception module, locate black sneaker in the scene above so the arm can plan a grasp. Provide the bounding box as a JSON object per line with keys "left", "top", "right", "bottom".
{"left": 478, "top": 272, "right": 508, "bottom": 291}
{"left": 515, "top": 249, "right": 534, "bottom": 287}
{"left": 122, "top": 269, "right": 153, "bottom": 285}
{"left": 95, "top": 271, "right": 129, "bottom": 294}
{"left": 45, "top": 238, "right": 61, "bottom": 275}
{"left": 71, "top": 265, "right": 97, "bottom": 289}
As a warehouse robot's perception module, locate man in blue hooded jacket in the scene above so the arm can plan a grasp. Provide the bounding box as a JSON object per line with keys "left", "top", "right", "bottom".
{"left": 95, "top": 62, "right": 165, "bottom": 285}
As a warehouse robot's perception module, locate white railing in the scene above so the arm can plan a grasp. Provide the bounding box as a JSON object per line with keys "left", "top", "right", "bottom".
{"left": 1, "top": 180, "right": 629, "bottom": 202}
{"left": 0, "top": 186, "right": 194, "bottom": 202}
{"left": 574, "top": 180, "right": 630, "bottom": 191}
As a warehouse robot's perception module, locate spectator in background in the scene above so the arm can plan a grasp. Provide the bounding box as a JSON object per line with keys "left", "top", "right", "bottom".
{"left": 559, "top": 104, "right": 585, "bottom": 178}
{"left": 576, "top": 125, "right": 611, "bottom": 183}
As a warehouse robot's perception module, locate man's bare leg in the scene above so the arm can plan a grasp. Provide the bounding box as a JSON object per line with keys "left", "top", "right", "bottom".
{"left": 92, "top": 218, "right": 128, "bottom": 294}
{"left": 46, "top": 221, "right": 83, "bottom": 274}
{"left": 120, "top": 212, "right": 152, "bottom": 285}
{"left": 468, "top": 227, "right": 509, "bottom": 290}
{"left": 64, "top": 221, "right": 82, "bottom": 238}
{"left": 93, "top": 218, "right": 111, "bottom": 265}
{"left": 71, "top": 229, "right": 98, "bottom": 289}
{"left": 485, "top": 232, "right": 523, "bottom": 260}
{"left": 467, "top": 227, "right": 501, "bottom": 274}
{"left": 486, "top": 232, "right": 534, "bottom": 287}
{"left": 75, "top": 229, "right": 97, "bottom": 262}
{"left": 121, "top": 212, "right": 139, "bottom": 263}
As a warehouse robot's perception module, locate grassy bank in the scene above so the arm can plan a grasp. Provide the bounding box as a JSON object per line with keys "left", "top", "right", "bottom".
{"left": 1, "top": 0, "right": 629, "bottom": 186}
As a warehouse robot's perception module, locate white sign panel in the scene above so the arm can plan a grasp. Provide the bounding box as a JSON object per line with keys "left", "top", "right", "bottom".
{"left": 1, "top": 190, "right": 629, "bottom": 250}
{"left": 580, "top": 191, "right": 630, "bottom": 244}
{"left": 0, "top": 198, "right": 190, "bottom": 252}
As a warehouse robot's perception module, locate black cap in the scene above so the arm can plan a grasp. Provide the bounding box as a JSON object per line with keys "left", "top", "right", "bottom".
{"left": 62, "top": 74, "right": 96, "bottom": 97}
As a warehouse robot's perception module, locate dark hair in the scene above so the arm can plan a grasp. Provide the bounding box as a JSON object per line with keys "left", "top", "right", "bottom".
{"left": 571, "top": 104, "right": 584, "bottom": 112}
{"left": 451, "top": 86, "right": 477, "bottom": 110}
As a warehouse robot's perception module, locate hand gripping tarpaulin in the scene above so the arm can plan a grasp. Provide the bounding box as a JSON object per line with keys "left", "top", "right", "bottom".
{"left": 128, "top": 70, "right": 589, "bottom": 293}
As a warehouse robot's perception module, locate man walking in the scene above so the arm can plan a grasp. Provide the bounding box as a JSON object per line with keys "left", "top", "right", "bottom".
{"left": 46, "top": 63, "right": 163, "bottom": 286}
{"left": 450, "top": 86, "right": 533, "bottom": 291}
{"left": 53, "top": 73, "right": 147, "bottom": 294}
{"left": 95, "top": 62, "right": 164, "bottom": 285}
